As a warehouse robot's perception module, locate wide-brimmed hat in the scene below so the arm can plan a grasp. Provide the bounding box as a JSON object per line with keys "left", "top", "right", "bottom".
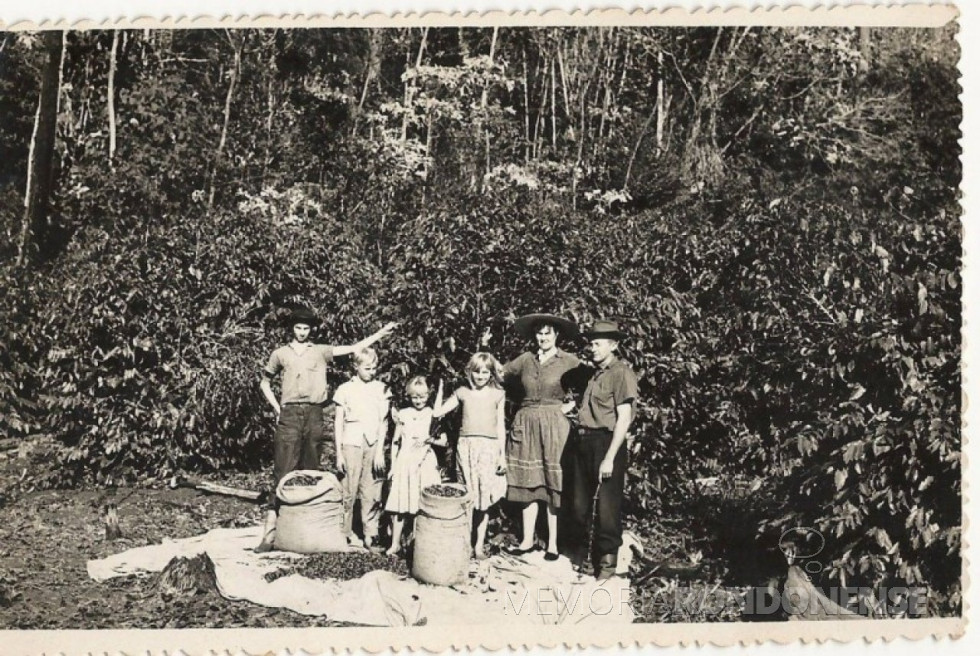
{"left": 582, "top": 319, "right": 628, "bottom": 341}
{"left": 286, "top": 307, "right": 321, "bottom": 328}
{"left": 513, "top": 313, "right": 580, "bottom": 340}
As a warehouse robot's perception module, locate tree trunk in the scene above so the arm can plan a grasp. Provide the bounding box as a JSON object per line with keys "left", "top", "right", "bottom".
{"left": 107, "top": 30, "right": 119, "bottom": 167}
{"left": 572, "top": 47, "right": 602, "bottom": 209}
{"left": 595, "top": 55, "right": 612, "bottom": 159}
{"left": 352, "top": 28, "right": 381, "bottom": 136}
{"left": 656, "top": 49, "right": 665, "bottom": 155}
{"left": 858, "top": 27, "right": 872, "bottom": 73}
{"left": 262, "top": 34, "right": 277, "bottom": 185}
{"left": 208, "top": 31, "right": 246, "bottom": 209}
{"left": 401, "top": 27, "right": 429, "bottom": 144}
{"left": 532, "top": 57, "right": 547, "bottom": 159}
{"left": 423, "top": 111, "right": 433, "bottom": 179}
{"left": 681, "top": 29, "right": 723, "bottom": 186}
{"left": 556, "top": 45, "right": 572, "bottom": 129}
{"left": 17, "top": 30, "right": 64, "bottom": 266}
{"left": 478, "top": 26, "right": 499, "bottom": 189}
{"left": 479, "top": 26, "right": 498, "bottom": 111}
{"left": 422, "top": 111, "right": 433, "bottom": 206}
{"left": 600, "top": 30, "right": 620, "bottom": 154}
{"left": 550, "top": 57, "right": 557, "bottom": 150}
{"left": 623, "top": 106, "right": 658, "bottom": 192}
{"left": 522, "top": 46, "right": 530, "bottom": 163}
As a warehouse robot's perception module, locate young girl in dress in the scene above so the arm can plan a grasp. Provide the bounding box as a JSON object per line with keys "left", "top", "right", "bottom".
{"left": 432, "top": 353, "right": 508, "bottom": 559}
{"left": 384, "top": 376, "right": 444, "bottom": 556}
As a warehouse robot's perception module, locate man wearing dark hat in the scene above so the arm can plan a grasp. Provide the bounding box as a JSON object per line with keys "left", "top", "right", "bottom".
{"left": 256, "top": 307, "right": 397, "bottom": 551}
{"left": 562, "top": 319, "right": 639, "bottom": 579}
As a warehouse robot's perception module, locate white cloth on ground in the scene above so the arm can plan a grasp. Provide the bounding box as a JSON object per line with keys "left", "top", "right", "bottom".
{"left": 87, "top": 525, "right": 634, "bottom": 626}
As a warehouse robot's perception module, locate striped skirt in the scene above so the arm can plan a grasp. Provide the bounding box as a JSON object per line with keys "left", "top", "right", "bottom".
{"left": 505, "top": 405, "right": 570, "bottom": 508}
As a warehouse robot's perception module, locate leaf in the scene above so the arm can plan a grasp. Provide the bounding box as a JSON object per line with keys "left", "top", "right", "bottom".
{"left": 843, "top": 441, "right": 864, "bottom": 463}
{"left": 917, "top": 283, "right": 928, "bottom": 315}
{"left": 823, "top": 266, "right": 834, "bottom": 287}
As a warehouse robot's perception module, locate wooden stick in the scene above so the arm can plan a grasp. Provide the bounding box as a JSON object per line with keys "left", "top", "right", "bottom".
{"left": 105, "top": 503, "right": 123, "bottom": 540}
{"left": 169, "top": 475, "right": 263, "bottom": 502}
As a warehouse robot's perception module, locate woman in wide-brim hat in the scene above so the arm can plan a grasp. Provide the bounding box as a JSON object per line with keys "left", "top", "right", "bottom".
{"left": 500, "top": 313, "right": 583, "bottom": 560}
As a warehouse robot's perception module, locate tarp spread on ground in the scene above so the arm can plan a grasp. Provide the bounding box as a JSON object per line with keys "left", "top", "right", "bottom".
{"left": 86, "top": 526, "right": 635, "bottom": 626}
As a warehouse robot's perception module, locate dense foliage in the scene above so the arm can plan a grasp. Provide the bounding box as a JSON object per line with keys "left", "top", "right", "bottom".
{"left": 0, "top": 24, "right": 961, "bottom": 614}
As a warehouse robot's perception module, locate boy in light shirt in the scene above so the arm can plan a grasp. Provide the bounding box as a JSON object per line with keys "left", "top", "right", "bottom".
{"left": 333, "top": 347, "right": 391, "bottom": 551}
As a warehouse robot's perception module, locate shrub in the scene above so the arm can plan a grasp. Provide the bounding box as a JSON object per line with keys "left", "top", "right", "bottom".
{"left": 31, "top": 189, "right": 383, "bottom": 484}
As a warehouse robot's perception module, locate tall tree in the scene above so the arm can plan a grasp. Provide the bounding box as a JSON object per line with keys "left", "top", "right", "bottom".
{"left": 107, "top": 30, "right": 119, "bottom": 167}
{"left": 17, "top": 30, "right": 64, "bottom": 265}
{"left": 208, "top": 30, "right": 247, "bottom": 209}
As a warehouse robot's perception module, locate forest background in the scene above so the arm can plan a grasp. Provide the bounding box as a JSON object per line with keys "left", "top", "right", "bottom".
{"left": 0, "top": 24, "right": 962, "bottom": 615}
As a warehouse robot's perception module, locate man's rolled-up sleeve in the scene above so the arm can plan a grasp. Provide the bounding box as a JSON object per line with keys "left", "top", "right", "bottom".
{"left": 612, "top": 368, "right": 639, "bottom": 407}
{"left": 264, "top": 351, "right": 282, "bottom": 378}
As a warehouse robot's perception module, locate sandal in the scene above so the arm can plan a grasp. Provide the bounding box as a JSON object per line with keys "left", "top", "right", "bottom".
{"left": 504, "top": 544, "right": 541, "bottom": 556}
{"left": 544, "top": 551, "right": 560, "bottom": 562}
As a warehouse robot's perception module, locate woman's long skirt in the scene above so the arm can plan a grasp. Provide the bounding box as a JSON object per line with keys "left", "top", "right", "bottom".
{"left": 505, "top": 405, "right": 570, "bottom": 509}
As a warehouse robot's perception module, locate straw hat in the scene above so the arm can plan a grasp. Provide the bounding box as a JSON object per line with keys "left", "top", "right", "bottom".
{"left": 513, "top": 313, "right": 580, "bottom": 340}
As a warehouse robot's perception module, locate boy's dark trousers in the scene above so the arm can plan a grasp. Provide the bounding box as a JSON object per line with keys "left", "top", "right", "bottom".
{"left": 560, "top": 427, "right": 626, "bottom": 568}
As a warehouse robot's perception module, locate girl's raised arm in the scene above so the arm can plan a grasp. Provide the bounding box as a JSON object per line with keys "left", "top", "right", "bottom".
{"left": 431, "top": 380, "right": 459, "bottom": 419}
{"left": 433, "top": 379, "right": 445, "bottom": 411}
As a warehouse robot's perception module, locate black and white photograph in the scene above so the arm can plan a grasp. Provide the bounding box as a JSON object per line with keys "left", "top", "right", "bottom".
{"left": 0, "top": 2, "right": 966, "bottom": 650}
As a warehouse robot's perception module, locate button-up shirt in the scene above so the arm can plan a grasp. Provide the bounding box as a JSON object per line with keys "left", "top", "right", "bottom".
{"left": 503, "top": 349, "right": 582, "bottom": 406}
{"left": 333, "top": 377, "right": 391, "bottom": 446}
{"left": 263, "top": 342, "right": 335, "bottom": 405}
{"left": 578, "top": 358, "right": 639, "bottom": 431}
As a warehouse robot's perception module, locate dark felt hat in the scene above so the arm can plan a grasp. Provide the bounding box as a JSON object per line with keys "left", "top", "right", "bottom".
{"left": 286, "top": 307, "right": 321, "bottom": 328}
{"left": 582, "top": 319, "right": 628, "bottom": 341}
{"left": 513, "top": 313, "right": 580, "bottom": 340}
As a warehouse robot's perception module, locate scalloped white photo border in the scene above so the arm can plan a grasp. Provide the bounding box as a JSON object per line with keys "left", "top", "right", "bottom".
{"left": 0, "top": 2, "right": 971, "bottom": 655}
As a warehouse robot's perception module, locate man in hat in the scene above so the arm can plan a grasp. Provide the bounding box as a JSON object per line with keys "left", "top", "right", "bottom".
{"left": 562, "top": 319, "right": 639, "bottom": 579}
{"left": 256, "top": 307, "right": 397, "bottom": 551}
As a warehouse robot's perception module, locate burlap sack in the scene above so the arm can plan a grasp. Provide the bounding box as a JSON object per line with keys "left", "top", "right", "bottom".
{"left": 274, "top": 470, "right": 347, "bottom": 553}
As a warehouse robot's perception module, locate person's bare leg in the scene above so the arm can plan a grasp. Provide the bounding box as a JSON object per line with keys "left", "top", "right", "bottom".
{"left": 546, "top": 504, "right": 559, "bottom": 554}
{"left": 474, "top": 510, "right": 489, "bottom": 559}
{"left": 256, "top": 509, "right": 277, "bottom": 552}
{"left": 387, "top": 514, "right": 403, "bottom": 555}
{"left": 519, "top": 501, "right": 539, "bottom": 549}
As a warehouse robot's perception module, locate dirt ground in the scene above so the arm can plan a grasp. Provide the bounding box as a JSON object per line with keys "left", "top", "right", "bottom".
{"left": 0, "top": 475, "right": 344, "bottom": 629}
{"left": 0, "top": 439, "right": 754, "bottom": 629}
{"left": 0, "top": 436, "right": 383, "bottom": 629}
